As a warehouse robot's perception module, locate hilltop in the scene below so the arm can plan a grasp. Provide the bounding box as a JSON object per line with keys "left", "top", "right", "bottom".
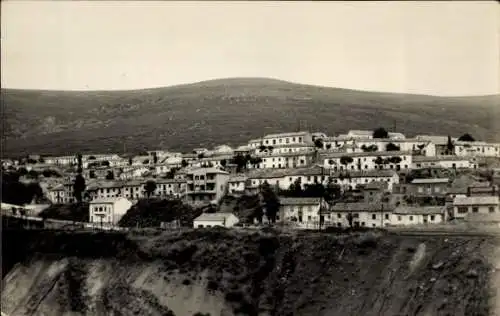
{"left": 2, "top": 77, "right": 499, "bottom": 156}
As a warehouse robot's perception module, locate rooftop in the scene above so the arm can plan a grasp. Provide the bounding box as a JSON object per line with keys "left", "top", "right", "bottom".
{"left": 263, "top": 131, "right": 310, "bottom": 139}
{"left": 413, "top": 156, "right": 472, "bottom": 162}
{"left": 279, "top": 197, "right": 322, "bottom": 206}
{"left": 393, "top": 206, "right": 445, "bottom": 215}
{"left": 90, "top": 197, "right": 129, "bottom": 204}
{"left": 194, "top": 212, "right": 237, "bottom": 222}
{"left": 320, "top": 151, "right": 410, "bottom": 159}
{"left": 411, "top": 178, "right": 450, "bottom": 184}
{"left": 453, "top": 196, "right": 499, "bottom": 206}
{"left": 329, "top": 202, "right": 395, "bottom": 213}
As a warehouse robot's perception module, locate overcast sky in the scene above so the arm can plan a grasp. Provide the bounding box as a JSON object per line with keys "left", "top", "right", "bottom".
{"left": 1, "top": 1, "right": 498, "bottom": 96}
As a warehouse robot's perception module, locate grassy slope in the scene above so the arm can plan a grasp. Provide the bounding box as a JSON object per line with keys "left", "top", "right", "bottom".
{"left": 3, "top": 77, "right": 499, "bottom": 156}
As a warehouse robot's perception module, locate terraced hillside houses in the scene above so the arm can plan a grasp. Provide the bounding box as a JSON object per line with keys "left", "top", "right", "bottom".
{"left": 7, "top": 128, "right": 500, "bottom": 232}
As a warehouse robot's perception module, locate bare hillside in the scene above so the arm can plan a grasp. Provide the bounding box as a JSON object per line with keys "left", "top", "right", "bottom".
{"left": 2, "top": 77, "right": 499, "bottom": 156}
{"left": 2, "top": 228, "right": 497, "bottom": 316}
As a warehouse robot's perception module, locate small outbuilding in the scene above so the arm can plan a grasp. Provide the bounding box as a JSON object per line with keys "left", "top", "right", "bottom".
{"left": 193, "top": 212, "right": 239, "bottom": 228}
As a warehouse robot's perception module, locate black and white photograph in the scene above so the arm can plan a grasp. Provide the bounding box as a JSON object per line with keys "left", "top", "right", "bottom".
{"left": 1, "top": 1, "right": 499, "bottom": 315}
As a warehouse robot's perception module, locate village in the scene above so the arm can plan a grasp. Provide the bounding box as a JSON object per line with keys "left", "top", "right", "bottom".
{"left": 3, "top": 128, "right": 500, "bottom": 231}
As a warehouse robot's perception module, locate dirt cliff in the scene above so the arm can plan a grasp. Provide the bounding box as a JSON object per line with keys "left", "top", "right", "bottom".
{"left": 2, "top": 228, "right": 497, "bottom": 316}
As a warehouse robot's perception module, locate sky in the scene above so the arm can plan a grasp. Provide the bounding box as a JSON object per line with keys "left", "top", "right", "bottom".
{"left": 1, "top": 1, "right": 499, "bottom": 96}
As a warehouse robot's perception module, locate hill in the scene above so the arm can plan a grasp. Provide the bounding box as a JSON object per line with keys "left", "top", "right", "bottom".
{"left": 2, "top": 228, "right": 496, "bottom": 315}
{"left": 2, "top": 77, "right": 499, "bottom": 156}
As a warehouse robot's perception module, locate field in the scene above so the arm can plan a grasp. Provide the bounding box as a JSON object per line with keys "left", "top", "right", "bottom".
{"left": 3, "top": 77, "right": 499, "bottom": 156}
{"left": 2, "top": 228, "right": 498, "bottom": 316}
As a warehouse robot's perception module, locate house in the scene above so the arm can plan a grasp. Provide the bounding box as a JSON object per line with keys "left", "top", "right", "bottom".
{"left": 255, "top": 143, "right": 316, "bottom": 155}
{"left": 407, "top": 178, "right": 450, "bottom": 196}
{"left": 211, "top": 144, "right": 234, "bottom": 155}
{"left": 415, "top": 135, "right": 457, "bottom": 156}
{"left": 185, "top": 167, "right": 230, "bottom": 206}
{"left": 321, "top": 151, "right": 412, "bottom": 171}
{"left": 256, "top": 151, "right": 315, "bottom": 169}
{"left": 155, "top": 179, "right": 186, "bottom": 198}
{"left": 88, "top": 197, "right": 132, "bottom": 226}
{"left": 328, "top": 169, "right": 400, "bottom": 191}
{"left": 228, "top": 175, "right": 248, "bottom": 194}
{"left": 44, "top": 155, "right": 77, "bottom": 166}
{"left": 278, "top": 197, "right": 327, "bottom": 229}
{"left": 328, "top": 202, "right": 395, "bottom": 228}
{"left": 412, "top": 156, "right": 477, "bottom": 169}
{"left": 261, "top": 131, "right": 313, "bottom": 147}
{"left": 452, "top": 196, "right": 500, "bottom": 219}
{"left": 360, "top": 181, "right": 388, "bottom": 203}
{"left": 391, "top": 206, "right": 446, "bottom": 226}
{"left": 454, "top": 141, "right": 500, "bottom": 158}
{"left": 47, "top": 181, "right": 75, "bottom": 204}
{"left": 193, "top": 212, "right": 239, "bottom": 228}
{"left": 345, "top": 130, "right": 373, "bottom": 139}
{"left": 354, "top": 138, "right": 436, "bottom": 156}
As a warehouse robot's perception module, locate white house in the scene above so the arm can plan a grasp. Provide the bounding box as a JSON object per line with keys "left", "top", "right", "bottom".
{"left": 328, "top": 202, "right": 395, "bottom": 228}
{"left": 321, "top": 151, "right": 412, "bottom": 171}
{"left": 185, "top": 167, "right": 230, "bottom": 206}
{"left": 412, "top": 156, "right": 477, "bottom": 169}
{"left": 89, "top": 197, "right": 132, "bottom": 226}
{"left": 452, "top": 196, "right": 500, "bottom": 219}
{"left": 353, "top": 138, "right": 436, "bottom": 157}
{"left": 278, "top": 197, "right": 326, "bottom": 229}
{"left": 228, "top": 175, "right": 248, "bottom": 194}
{"left": 391, "top": 206, "right": 445, "bottom": 226}
{"left": 193, "top": 212, "right": 239, "bottom": 228}
{"left": 260, "top": 131, "right": 313, "bottom": 147}
{"left": 256, "top": 151, "right": 315, "bottom": 169}
{"left": 454, "top": 141, "right": 500, "bottom": 158}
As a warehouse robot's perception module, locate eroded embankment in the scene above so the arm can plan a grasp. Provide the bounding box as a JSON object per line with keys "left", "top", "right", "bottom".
{"left": 2, "top": 228, "right": 497, "bottom": 316}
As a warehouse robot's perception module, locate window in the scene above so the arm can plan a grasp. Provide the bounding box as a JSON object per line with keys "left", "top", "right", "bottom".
{"left": 361, "top": 222, "right": 366, "bottom": 226}
{"left": 308, "top": 216, "right": 312, "bottom": 221}
{"left": 489, "top": 207, "right": 495, "bottom": 213}
{"left": 472, "top": 207, "right": 478, "bottom": 213}
{"left": 337, "top": 223, "right": 342, "bottom": 227}
{"left": 398, "top": 216, "right": 402, "bottom": 221}
{"left": 430, "top": 215, "right": 435, "bottom": 221}
{"left": 372, "top": 214, "right": 376, "bottom": 220}
{"left": 409, "top": 216, "right": 413, "bottom": 221}
{"left": 457, "top": 206, "right": 470, "bottom": 214}
{"left": 385, "top": 214, "right": 389, "bottom": 220}
{"left": 337, "top": 213, "right": 341, "bottom": 218}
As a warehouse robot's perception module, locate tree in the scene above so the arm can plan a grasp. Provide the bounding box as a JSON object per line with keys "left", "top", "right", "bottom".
{"left": 288, "top": 178, "right": 303, "bottom": 196}
{"left": 128, "top": 157, "right": 133, "bottom": 166}
{"left": 373, "top": 127, "right": 389, "bottom": 139}
{"left": 326, "top": 144, "right": 332, "bottom": 150}
{"left": 88, "top": 156, "right": 96, "bottom": 160}
{"left": 73, "top": 174, "right": 86, "bottom": 203}
{"left": 102, "top": 160, "right": 110, "bottom": 167}
{"left": 27, "top": 170, "right": 39, "bottom": 179}
{"left": 386, "top": 143, "right": 400, "bottom": 151}
{"left": 89, "top": 170, "right": 96, "bottom": 179}
{"left": 458, "top": 133, "right": 475, "bottom": 142}
{"left": 181, "top": 159, "right": 189, "bottom": 168}
{"left": 105, "top": 171, "right": 114, "bottom": 180}
{"left": 197, "top": 153, "right": 205, "bottom": 159}
{"left": 361, "top": 144, "right": 378, "bottom": 152}
{"left": 260, "top": 182, "right": 280, "bottom": 224}
{"left": 374, "top": 156, "right": 384, "bottom": 169}
{"left": 258, "top": 145, "right": 267, "bottom": 152}
{"left": 446, "top": 135, "right": 455, "bottom": 155}
{"left": 267, "top": 146, "right": 274, "bottom": 152}
{"left": 153, "top": 153, "right": 158, "bottom": 164}
{"left": 314, "top": 138, "right": 324, "bottom": 149}
{"left": 389, "top": 156, "right": 402, "bottom": 164}
{"left": 340, "top": 156, "right": 353, "bottom": 169}
{"left": 220, "top": 159, "right": 227, "bottom": 168}
{"left": 324, "top": 179, "right": 342, "bottom": 203}
{"left": 249, "top": 156, "right": 263, "bottom": 168}
{"left": 346, "top": 213, "right": 354, "bottom": 228}
{"left": 145, "top": 180, "right": 157, "bottom": 198}
{"left": 231, "top": 154, "right": 248, "bottom": 173}
{"left": 38, "top": 156, "right": 45, "bottom": 163}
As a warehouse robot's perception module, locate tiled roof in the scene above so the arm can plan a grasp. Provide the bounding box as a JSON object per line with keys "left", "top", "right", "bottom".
{"left": 259, "top": 150, "right": 315, "bottom": 158}
{"left": 328, "top": 169, "right": 398, "bottom": 178}
{"left": 413, "top": 156, "right": 472, "bottom": 162}
{"left": 411, "top": 178, "right": 450, "bottom": 184}
{"left": 91, "top": 197, "right": 129, "bottom": 204}
{"left": 194, "top": 212, "right": 237, "bottom": 221}
{"left": 320, "top": 151, "right": 410, "bottom": 159}
{"left": 393, "top": 206, "right": 444, "bottom": 215}
{"left": 453, "top": 196, "right": 499, "bottom": 206}
{"left": 330, "top": 202, "right": 395, "bottom": 212}
{"left": 263, "top": 131, "right": 310, "bottom": 139}
{"left": 229, "top": 175, "right": 248, "bottom": 182}
{"left": 187, "top": 167, "right": 229, "bottom": 175}
{"left": 279, "top": 197, "right": 322, "bottom": 205}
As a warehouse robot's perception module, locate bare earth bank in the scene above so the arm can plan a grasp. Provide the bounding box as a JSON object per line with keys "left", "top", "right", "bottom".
{"left": 2, "top": 229, "right": 498, "bottom": 316}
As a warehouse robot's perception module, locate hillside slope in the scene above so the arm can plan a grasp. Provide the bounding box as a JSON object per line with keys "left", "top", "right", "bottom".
{"left": 3, "top": 77, "right": 499, "bottom": 156}
{"left": 2, "top": 228, "right": 497, "bottom": 316}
